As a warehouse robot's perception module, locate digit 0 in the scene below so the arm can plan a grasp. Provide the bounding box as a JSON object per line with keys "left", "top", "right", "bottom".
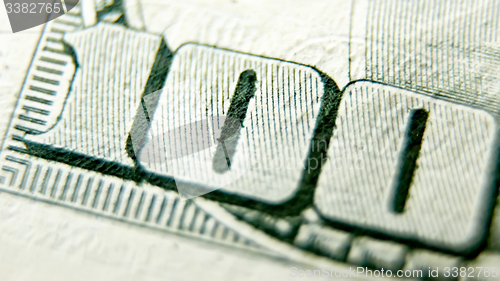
{"left": 314, "top": 81, "right": 499, "bottom": 254}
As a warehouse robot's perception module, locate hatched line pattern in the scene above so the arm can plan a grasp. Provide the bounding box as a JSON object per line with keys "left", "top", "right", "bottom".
{"left": 314, "top": 81, "right": 497, "bottom": 249}
{"left": 0, "top": 152, "right": 257, "bottom": 249}
{"left": 366, "top": 0, "right": 500, "bottom": 116}
{"left": 139, "top": 44, "right": 324, "bottom": 203}
{"left": 25, "top": 23, "right": 162, "bottom": 166}
{"left": 8, "top": 13, "right": 81, "bottom": 141}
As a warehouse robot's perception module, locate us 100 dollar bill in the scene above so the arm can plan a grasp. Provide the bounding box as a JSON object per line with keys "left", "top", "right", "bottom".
{"left": 0, "top": 0, "right": 500, "bottom": 280}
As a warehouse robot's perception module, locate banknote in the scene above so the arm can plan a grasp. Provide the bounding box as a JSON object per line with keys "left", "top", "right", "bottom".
{"left": 0, "top": 0, "right": 500, "bottom": 280}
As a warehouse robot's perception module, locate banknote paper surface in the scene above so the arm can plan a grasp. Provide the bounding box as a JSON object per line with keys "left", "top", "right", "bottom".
{"left": 1, "top": 0, "right": 500, "bottom": 280}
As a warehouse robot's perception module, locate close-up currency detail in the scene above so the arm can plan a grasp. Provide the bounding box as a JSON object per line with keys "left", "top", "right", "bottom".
{"left": 0, "top": 0, "right": 500, "bottom": 280}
